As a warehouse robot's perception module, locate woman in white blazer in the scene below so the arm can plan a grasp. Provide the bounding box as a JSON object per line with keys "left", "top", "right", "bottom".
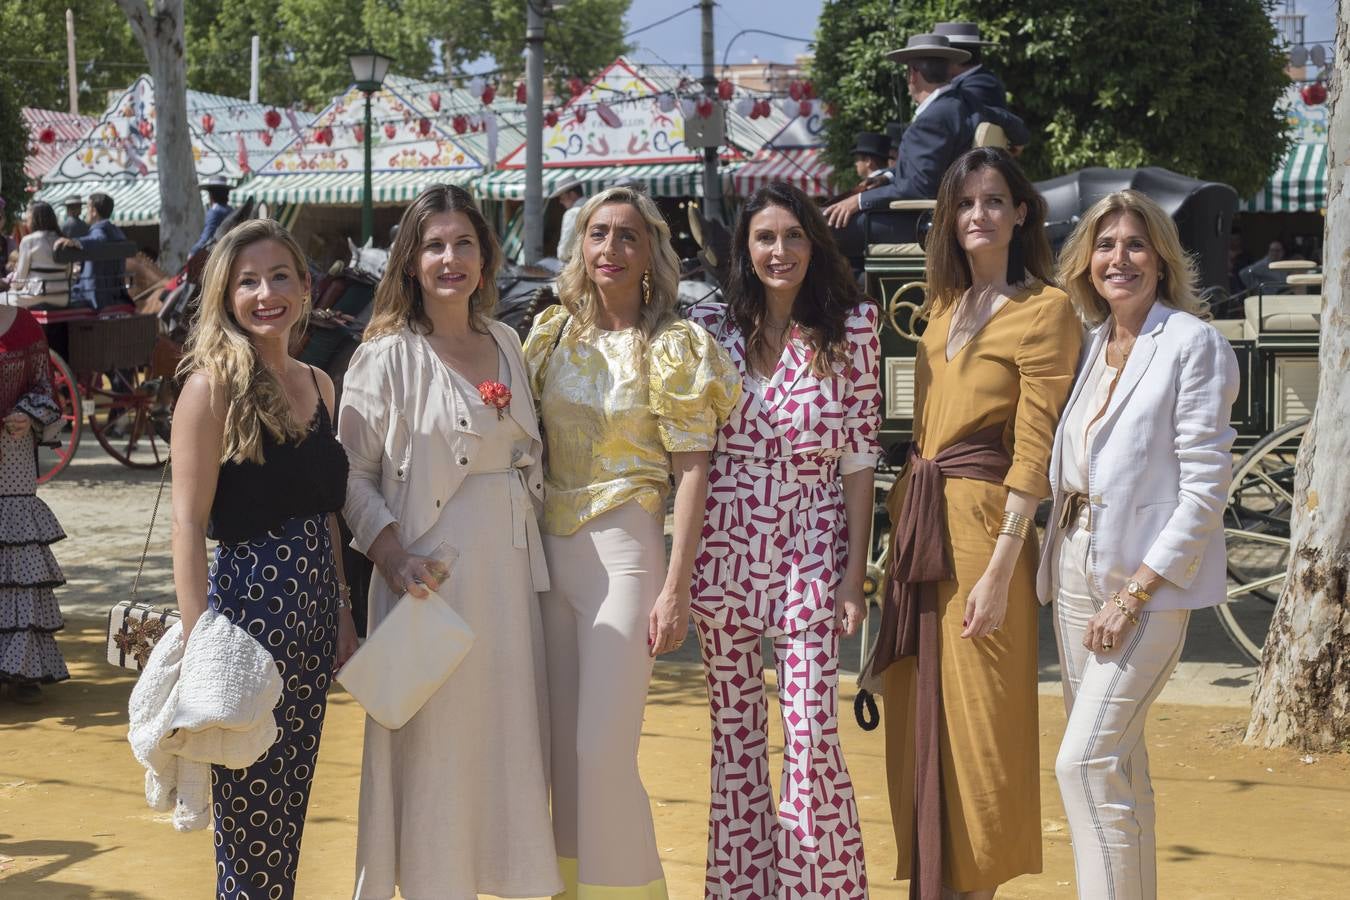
{"left": 338, "top": 185, "right": 560, "bottom": 899}
{"left": 5, "top": 202, "right": 69, "bottom": 307}
{"left": 1039, "top": 190, "right": 1239, "bottom": 899}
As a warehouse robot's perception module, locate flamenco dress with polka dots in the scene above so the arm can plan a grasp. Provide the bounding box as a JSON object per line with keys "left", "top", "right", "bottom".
{"left": 204, "top": 367, "right": 347, "bottom": 900}
{"left": 0, "top": 310, "right": 69, "bottom": 688}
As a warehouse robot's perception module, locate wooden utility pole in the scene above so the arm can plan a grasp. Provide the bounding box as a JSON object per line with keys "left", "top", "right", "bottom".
{"left": 66, "top": 9, "right": 78, "bottom": 114}
{"left": 1245, "top": 0, "right": 1350, "bottom": 751}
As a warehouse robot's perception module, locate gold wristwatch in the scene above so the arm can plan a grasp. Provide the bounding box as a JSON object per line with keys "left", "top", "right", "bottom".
{"left": 1125, "top": 580, "right": 1152, "bottom": 604}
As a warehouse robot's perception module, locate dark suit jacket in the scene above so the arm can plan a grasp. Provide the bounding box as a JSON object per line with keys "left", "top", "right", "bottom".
{"left": 60, "top": 216, "right": 90, "bottom": 240}
{"left": 70, "top": 219, "right": 129, "bottom": 309}
{"left": 951, "top": 65, "right": 1007, "bottom": 109}
{"left": 190, "top": 203, "right": 233, "bottom": 254}
{"left": 857, "top": 88, "right": 1030, "bottom": 210}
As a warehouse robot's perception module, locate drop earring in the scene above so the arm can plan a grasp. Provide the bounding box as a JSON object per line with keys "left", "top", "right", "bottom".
{"left": 641, "top": 270, "right": 652, "bottom": 305}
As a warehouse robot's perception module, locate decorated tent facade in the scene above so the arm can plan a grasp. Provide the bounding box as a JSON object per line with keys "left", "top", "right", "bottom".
{"left": 34, "top": 76, "right": 288, "bottom": 225}
{"left": 1241, "top": 87, "right": 1328, "bottom": 213}
{"left": 235, "top": 76, "right": 500, "bottom": 208}
{"left": 22, "top": 108, "right": 96, "bottom": 189}
{"left": 475, "top": 54, "right": 797, "bottom": 200}
{"left": 728, "top": 108, "right": 834, "bottom": 198}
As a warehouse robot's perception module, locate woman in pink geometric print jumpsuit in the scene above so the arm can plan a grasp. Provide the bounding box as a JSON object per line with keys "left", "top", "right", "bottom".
{"left": 688, "top": 183, "right": 880, "bottom": 899}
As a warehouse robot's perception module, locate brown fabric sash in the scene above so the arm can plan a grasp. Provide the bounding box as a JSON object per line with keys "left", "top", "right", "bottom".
{"left": 874, "top": 422, "right": 1011, "bottom": 900}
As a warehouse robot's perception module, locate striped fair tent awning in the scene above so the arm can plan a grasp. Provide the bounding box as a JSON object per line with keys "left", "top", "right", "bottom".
{"left": 235, "top": 169, "right": 479, "bottom": 206}
{"left": 730, "top": 148, "right": 833, "bottom": 198}
{"left": 473, "top": 162, "right": 732, "bottom": 201}
{"left": 34, "top": 179, "right": 165, "bottom": 226}
{"left": 1242, "top": 143, "right": 1327, "bottom": 212}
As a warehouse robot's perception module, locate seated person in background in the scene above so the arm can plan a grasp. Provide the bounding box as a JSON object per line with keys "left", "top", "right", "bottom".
{"left": 1239, "top": 237, "right": 1290, "bottom": 293}
{"left": 935, "top": 21, "right": 1008, "bottom": 108}
{"left": 825, "top": 33, "right": 1029, "bottom": 268}
{"left": 190, "top": 175, "right": 234, "bottom": 255}
{"left": 57, "top": 193, "right": 130, "bottom": 310}
{"left": 5, "top": 202, "right": 69, "bottom": 308}
{"left": 852, "top": 131, "right": 894, "bottom": 191}
{"left": 59, "top": 197, "right": 89, "bottom": 240}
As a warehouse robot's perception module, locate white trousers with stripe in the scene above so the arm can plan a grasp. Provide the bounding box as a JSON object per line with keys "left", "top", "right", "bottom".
{"left": 1052, "top": 510, "right": 1190, "bottom": 900}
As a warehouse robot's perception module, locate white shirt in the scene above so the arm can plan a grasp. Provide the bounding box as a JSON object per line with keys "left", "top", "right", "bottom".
{"left": 912, "top": 84, "right": 951, "bottom": 120}
{"left": 1060, "top": 340, "right": 1118, "bottom": 494}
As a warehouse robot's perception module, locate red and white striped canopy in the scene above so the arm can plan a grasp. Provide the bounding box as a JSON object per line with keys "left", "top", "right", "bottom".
{"left": 729, "top": 147, "right": 833, "bottom": 198}
{"left": 22, "top": 108, "right": 96, "bottom": 186}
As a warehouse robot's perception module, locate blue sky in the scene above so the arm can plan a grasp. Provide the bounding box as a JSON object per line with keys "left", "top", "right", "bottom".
{"left": 620, "top": 0, "right": 1341, "bottom": 71}
{"left": 623, "top": 0, "right": 824, "bottom": 69}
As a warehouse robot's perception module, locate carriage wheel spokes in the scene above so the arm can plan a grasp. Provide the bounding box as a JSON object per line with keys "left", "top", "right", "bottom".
{"left": 1218, "top": 417, "right": 1308, "bottom": 664}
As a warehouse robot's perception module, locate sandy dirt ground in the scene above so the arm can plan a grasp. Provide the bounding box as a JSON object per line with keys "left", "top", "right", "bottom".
{"left": 3, "top": 445, "right": 1347, "bottom": 898}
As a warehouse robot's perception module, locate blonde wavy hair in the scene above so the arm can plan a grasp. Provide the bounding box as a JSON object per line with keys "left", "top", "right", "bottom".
{"left": 365, "top": 184, "right": 501, "bottom": 340}
{"left": 1057, "top": 190, "right": 1207, "bottom": 326}
{"left": 177, "top": 219, "right": 312, "bottom": 464}
{"left": 556, "top": 186, "right": 680, "bottom": 343}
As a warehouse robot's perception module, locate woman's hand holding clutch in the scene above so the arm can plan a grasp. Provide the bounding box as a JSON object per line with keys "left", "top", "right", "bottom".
{"left": 375, "top": 548, "right": 450, "bottom": 599}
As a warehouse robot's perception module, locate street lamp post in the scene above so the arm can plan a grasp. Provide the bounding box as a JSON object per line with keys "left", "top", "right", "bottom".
{"left": 348, "top": 47, "right": 393, "bottom": 245}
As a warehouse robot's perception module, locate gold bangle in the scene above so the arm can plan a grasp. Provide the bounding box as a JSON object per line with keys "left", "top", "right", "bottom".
{"left": 1112, "top": 592, "right": 1140, "bottom": 626}
{"left": 998, "top": 511, "right": 1034, "bottom": 541}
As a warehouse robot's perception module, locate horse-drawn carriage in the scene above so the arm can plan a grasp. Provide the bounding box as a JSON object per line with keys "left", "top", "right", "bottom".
{"left": 22, "top": 240, "right": 174, "bottom": 483}
{"left": 858, "top": 166, "right": 1321, "bottom": 665}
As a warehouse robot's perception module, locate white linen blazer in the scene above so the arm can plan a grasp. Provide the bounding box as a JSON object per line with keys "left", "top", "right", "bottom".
{"left": 1036, "top": 302, "right": 1239, "bottom": 611}
{"left": 338, "top": 319, "right": 549, "bottom": 591}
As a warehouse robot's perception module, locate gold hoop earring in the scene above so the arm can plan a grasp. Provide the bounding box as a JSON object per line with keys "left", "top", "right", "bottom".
{"left": 641, "top": 271, "right": 652, "bottom": 305}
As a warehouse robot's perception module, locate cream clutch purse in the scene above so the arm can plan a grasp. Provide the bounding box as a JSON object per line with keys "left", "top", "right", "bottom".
{"left": 336, "top": 545, "right": 472, "bottom": 730}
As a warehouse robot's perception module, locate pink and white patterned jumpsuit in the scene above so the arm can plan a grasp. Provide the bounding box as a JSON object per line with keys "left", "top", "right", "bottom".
{"left": 688, "top": 300, "right": 881, "bottom": 900}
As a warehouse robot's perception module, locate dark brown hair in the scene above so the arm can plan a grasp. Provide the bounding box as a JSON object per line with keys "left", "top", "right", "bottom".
{"left": 365, "top": 184, "right": 500, "bottom": 340}
{"left": 726, "top": 181, "right": 865, "bottom": 377}
{"left": 27, "top": 201, "right": 59, "bottom": 234}
{"left": 925, "top": 147, "right": 1054, "bottom": 314}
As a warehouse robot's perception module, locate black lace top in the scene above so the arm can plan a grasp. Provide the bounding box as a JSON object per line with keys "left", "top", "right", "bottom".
{"left": 207, "top": 375, "right": 348, "bottom": 544}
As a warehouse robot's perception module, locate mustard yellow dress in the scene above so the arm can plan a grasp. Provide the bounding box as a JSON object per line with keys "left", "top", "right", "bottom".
{"left": 882, "top": 283, "right": 1081, "bottom": 891}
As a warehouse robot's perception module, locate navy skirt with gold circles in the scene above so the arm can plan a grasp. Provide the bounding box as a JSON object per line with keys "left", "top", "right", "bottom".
{"left": 206, "top": 513, "right": 337, "bottom": 900}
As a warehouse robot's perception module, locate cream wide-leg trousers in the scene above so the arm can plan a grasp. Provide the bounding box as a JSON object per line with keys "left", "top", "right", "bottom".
{"left": 540, "top": 501, "right": 669, "bottom": 900}
{"left": 1052, "top": 507, "right": 1190, "bottom": 900}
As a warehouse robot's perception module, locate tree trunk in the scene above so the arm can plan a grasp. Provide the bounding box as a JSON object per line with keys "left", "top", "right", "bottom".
{"left": 115, "top": 0, "right": 202, "bottom": 272}
{"left": 1245, "top": 1, "right": 1350, "bottom": 751}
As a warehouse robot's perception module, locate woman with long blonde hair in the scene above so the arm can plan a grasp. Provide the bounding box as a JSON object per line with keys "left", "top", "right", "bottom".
{"left": 339, "top": 184, "right": 561, "bottom": 898}
{"left": 523, "top": 185, "right": 739, "bottom": 896}
{"left": 171, "top": 218, "right": 357, "bottom": 900}
{"left": 1040, "top": 191, "right": 1237, "bottom": 899}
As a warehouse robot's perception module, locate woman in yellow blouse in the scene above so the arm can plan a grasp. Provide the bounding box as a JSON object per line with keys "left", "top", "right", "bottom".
{"left": 870, "top": 148, "right": 1081, "bottom": 899}
{"left": 524, "top": 185, "right": 739, "bottom": 898}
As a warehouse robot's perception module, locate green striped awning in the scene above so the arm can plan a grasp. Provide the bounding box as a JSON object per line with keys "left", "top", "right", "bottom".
{"left": 472, "top": 163, "right": 733, "bottom": 201}
{"left": 234, "top": 169, "right": 479, "bottom": 206}
{"left": 34, "top": 179, "right": 166, "bottom": 226}
{"left": 1242, "top": 143, "right": 1327, "bottom": 212}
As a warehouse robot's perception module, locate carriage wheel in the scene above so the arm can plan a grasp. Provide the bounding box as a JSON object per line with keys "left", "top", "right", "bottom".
{"left": 36, "top": 351, "right": 82, "bottom": 484}
{"left": 86, "top": 367, "right": 172, "bottom": 469}
{"left": 857, "top": 472, "right": 896, "bottom": 673}
{"left": 1219, "top": 417, "right": 1308, "bottom": 664}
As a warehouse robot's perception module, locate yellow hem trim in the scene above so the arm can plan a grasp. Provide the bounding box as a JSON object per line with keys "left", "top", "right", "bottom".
{"left": 554, "top": 857, "right": 669, "bottom": 900}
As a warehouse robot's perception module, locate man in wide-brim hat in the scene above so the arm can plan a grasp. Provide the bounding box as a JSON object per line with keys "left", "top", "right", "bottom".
{"left": 934, "top": 21, "right": 1008, "bottom": 108}
{"left": 823, "top": 32, "right": 1028, "bottom": 271}
{"left": 191, "top": 174, "right": 235, "bottom": 255}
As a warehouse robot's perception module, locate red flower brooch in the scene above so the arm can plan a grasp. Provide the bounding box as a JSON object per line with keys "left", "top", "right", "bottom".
{"left": 477, "top": 380, "right": 512, "bottom": 419}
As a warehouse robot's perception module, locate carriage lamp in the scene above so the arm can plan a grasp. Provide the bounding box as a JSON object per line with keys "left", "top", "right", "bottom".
{"left": 348, "top": 47, "right": 393, "bottom": 244}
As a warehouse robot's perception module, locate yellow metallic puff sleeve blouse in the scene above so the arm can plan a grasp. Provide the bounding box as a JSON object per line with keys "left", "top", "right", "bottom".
{"left": 523, "top": 303, "right": 741, "bottom": 536}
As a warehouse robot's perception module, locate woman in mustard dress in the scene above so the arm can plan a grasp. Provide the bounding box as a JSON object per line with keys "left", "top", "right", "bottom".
{"left": 869, "top": 148, "right": 1082, "bottom": 899}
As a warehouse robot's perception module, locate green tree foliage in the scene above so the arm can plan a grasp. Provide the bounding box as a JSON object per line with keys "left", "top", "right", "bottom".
{"left": 811, "top": 0, "right": 1292, "bottom": 196}
{"left": 0, "top": 1, "right": 139, "bottom": 113}
{"left": 183, "top": 0, "right": 629, "bottom": 109}
{"left": 0, "top": 71, "right": 29, "bottom": 229}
